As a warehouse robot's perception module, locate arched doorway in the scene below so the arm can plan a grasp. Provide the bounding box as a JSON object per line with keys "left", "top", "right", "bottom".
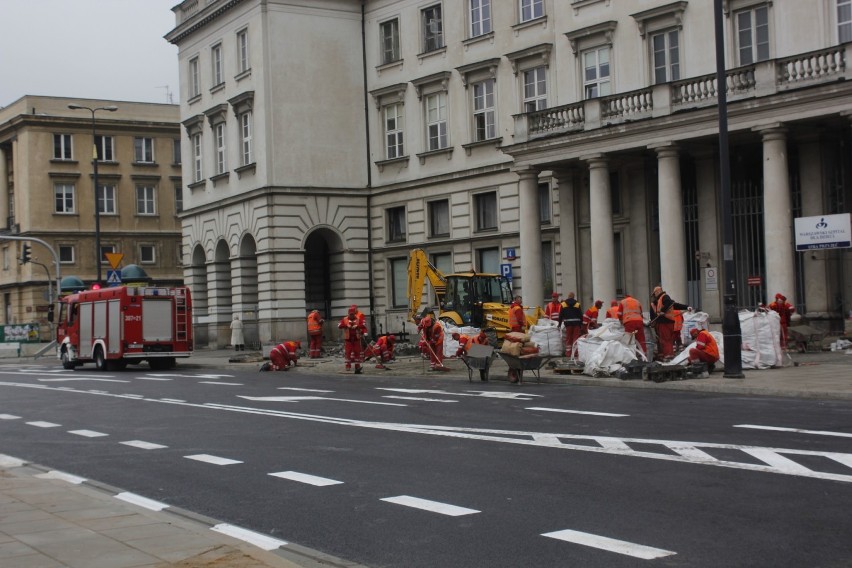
{"left": 189, "top": 244, "right": 209, "bottom": 345}
{"left": 236, "top": 235, "right": 259, "bottom": 348}
{"left": 304, "top": 228, "right": 344, "bottom": 321}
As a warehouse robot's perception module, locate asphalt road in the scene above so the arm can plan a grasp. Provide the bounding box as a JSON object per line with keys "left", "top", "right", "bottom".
{"left": 1, "top": 362, "right": 851, "bottom": 567}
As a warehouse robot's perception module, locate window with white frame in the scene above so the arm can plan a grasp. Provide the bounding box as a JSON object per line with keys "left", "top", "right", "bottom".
{"left": 98, "top": 185, "right": 117, "bottom": 215}
{"left": 54, "top": 184, "right": 75, "bottom": 214}
{"left": 95, "top": 135, "right": 114, "bottom": 161}
{"left": 174, "top": 184, "right": 183, "bottom": 213}
{"left": 237, "top": 29, "right": 250, "bottom": 73}
{"left": 474, "top": 191, "right": 497, "bottom": 231}
{"left": 381, "top": 19, "right": 400, "bottom": 64}
{"left": 53, "top": 134, "right": 72, "bottom": 160}
{"left": 841, "top": 0, "right": 852, "bottom": 42}
{"left": 426, "top": 92, "right": 448, "bottom": 151}
{"left": 387, "top": 206, "right": 407, "bottom": 243}
{"left": 139, "top": 244, "right": 156, "bottom": 264}
{"left": 583, "top": 46, "right": 611, "bottom": 99}
{"left": 422, "top": 5, "right": 443, "bottom": 52}
{"left": 538, "top": 182, "right": 551, "bottom": 224}
{"left": 134, "top": 137, "right": 154, "bottom": 163}
{"left": 520, "top": 0, "right": 543, "bottom": 22}
{"left": 389, "top": 257, "right": 408, "bottom": 308}
{"left": 652, "top": 29, "right": 680, "bottom": 83}
{"left": 173, "top": 139, "right": 181, "bottom": 164}
{"left": 473, "top": 78, "right": 496, "bottom": 140}
{"left": 429, "top": 199, "right": 450, "bottom": 237}
{"left": 384, "top": 104, "right": 405, "bottom": 159}
{"left": 215, "top": 123, "right": 227, "bottom": 174}
{"left": 736, "top": 4, "right": 770, "bottom": 64}
{"left": 136, "top": 186, "right": 156, "bottom": 215}
{"left": 192, "top": 133, "right": 203, "bottom": 182}
{"left": 470, "top": 0, "right": 492, "bottom": 37}
{"left": 58, "top": 245, "right": 74, "bottom": 264}
{"left": 189, "top": 57, "right": 200, "bottom": 98}
{"left": 523, "top": 67, "right": 547, "bottom": 112}
{"left": 211, "top": 43, "right": 223, "bottom": 86}
{"left": 239, "top": 111, "right": 253, "bottom": 165}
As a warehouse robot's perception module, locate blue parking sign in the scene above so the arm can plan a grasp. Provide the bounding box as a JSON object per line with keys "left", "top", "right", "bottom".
{"left": 500, "top": 263, "right": 513, "bottom": 281}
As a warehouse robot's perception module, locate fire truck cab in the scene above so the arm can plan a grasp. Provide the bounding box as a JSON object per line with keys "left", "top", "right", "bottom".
{"left": 56, "top": 285, "right": 193, "bottom": 371}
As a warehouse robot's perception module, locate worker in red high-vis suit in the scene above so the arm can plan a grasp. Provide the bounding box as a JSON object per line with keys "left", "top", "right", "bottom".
{"left": 268, "top": 340, "right": 301, "bottom": 371}
{"left": 618, "top": 294, "right": 647, "bottom": 357}
{"left": 509, "top": 296, "right": 527, "bottom": 333}
{"left": 338, "top": 307, "right": 367, "bottom": 374}
{"left": 544, "top": 292, "right": 561, "bottom": 322}
{"left": 768, "top": 293, "right": 795, "bottom": 349}
{"left": 582, "top": 300, "right": 604, "bottom": 335}
{"left": 687, "top": 328, "right": 719, "bottom": 372}
{"left": 306, "top": 309, "right": 324, "bottom": 358}
{"left": 650, "top": 286, "right": 691, "bottom": 361}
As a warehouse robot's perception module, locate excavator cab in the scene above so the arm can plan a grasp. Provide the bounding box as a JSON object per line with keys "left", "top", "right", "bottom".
{"left": 443, "top": 274, "right": 513, "bottom": 326}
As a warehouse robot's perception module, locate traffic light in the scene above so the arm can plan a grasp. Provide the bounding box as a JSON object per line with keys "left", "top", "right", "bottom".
{"left": 19, "top": 244, "right": 31, "bottom": 264}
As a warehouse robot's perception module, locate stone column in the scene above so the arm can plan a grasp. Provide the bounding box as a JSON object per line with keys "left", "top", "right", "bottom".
{"left": 585, "top": 155, "right": 616, "bottom": 304}
{"left": 798, "top": 138, "right": 828, "bottom": 316}
{"left": 652, "top": 143, "right": 687, "bottom": 301}
{"left": 695, "top": 151, "right": 722, "bottom": 320}
{"left": 554, "top": 169, "right": 578, "bottom": 297}
{"left": 756, "top": 125, "right": 795, "bottom": 303}
{"left": 516, "top": 168, "right": 543, "bottom": 304}
{"left": 0, "top": 146, "right": 8, "bottom": 229}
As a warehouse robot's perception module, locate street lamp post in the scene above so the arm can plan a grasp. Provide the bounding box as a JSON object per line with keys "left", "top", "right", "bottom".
{"left": 68, "top": 104, "right": 118, "bottom": 287}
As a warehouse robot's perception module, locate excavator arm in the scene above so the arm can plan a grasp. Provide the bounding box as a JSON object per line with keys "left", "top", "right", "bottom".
{"left": 407, "top": 249, "right": 447, "bottom": 323}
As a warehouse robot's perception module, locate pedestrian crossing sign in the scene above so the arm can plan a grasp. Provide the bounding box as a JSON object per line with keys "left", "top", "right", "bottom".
{"left": 106, "top": 270, "right": 122, "bottom": 286}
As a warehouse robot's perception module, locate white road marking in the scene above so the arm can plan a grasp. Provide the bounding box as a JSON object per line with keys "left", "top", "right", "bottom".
{"left": 377, "top": 388, "right": 541, "bottom": 400}
{"left": 742, "top": 448, "right": 814, "bottom": 475}
{"left": 383, "top": 396, "right": 459, "bottom": 403}
{"left": 595, "top": 438, "right": 633, "bottom": 451}
{"left": 0, "top": 413, "right": 20, "bottom": 419}
{"left": 120, "top": 394, "right": 144, "bottom": 399}
{"left": 134, "top": 377, "right": 173, "bottom": 381}
{"left": 829, "top": 453, "right": 852, "bottom": 468}
{"left": 526, "top": 407, "right": 629, "bottom": 417}
{"left": 121, "top": 440, "right": 168, "bottom": 450}
{"left": 735, "top": 424, "right": 852, "bottom": 439}
{"left": 160, "top": 398, "right": 186, "bottom": 403}
{"left": 184, "top": 454, "right": 243, "bottom": 466}
{"left": 148, "top": 373, "right": 234, "bottom": 379}
{"left": 381, "top": 495, "right": 480, "bottom": 517}
{"left": 115, "top": 492, "right": 168, "bottom": 511}
{"left": 69, "top": 429, "right": 108, "bottom": 438}
{"left": 26, "top": 421, "right": 60, "bottom": 428}
{"left": 269, "top": 471, "right": 343, "bottom": 486}
{"left": 199, "top": 381, "right": 243, "bottom": 386}
{"left": 36, "top": 470, "right": 86, "bottom": 484}
{"left": 0, "top": 454, "right": 25, "bottom": 467}
{"left": 38, "top": 377, "right": 129, "bottom": 383}
{"left": 665, "top": 444, "right": 718, "bottom": 463}
{"left": 238, "top": 396, "right": 407, "bottom": 407}
{"left": 542, "top": 529, "right": 676, "bottom": 560}
{"left": 212, "top": 523, "right": 287, "bottom": 551}
{"left": 277, "top": 387, "right": 334, "bottom": 393}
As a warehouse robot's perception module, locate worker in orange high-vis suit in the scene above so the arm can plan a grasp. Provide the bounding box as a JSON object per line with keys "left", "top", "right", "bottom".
{"left": 268, "top": 340, "right": 301, "bottom": 371}
{"left": 673, "top": 310, "right": 685, "bottom": 352}
{"left": 558, "top": 292, "right": 583, "bottom": 358}
{"left": 306, "top": 309, "right": 324, "bottom": 358}
{"left": 544, "top": 292, "right": 561, "bottom": 322}
{"left": 368, "top": 334, "right": 396, "bottom": 369}
{"left": 605, "top": 300, "right": 619, "bottom": 320}
{"left": 470, "top": 329, "right": 490, "bottom": 347}
{"left": 618, "top": 294, "right": 647, "bottom": 357}
{"left": 687, "top": 328, "right": 719, "bottom": 372}
{"left": 768, "top": 293, "right": 795, "bottom": 348}
{"left": 509, "top": 296, "right": 527, "bottom": 333}
{"left": 338, "top": 307, "right": 367, "bottom": 374}
{"left": 650, "top": 286, "right": 691, "bottom": 361}
{"left": 415, "top": 313, "right": 435, "bottom": 359}
{"left": 429, "top": 318, "right": 448, "bottom": 371}
{"left": 452, "top": 332, "right": 470, "bottom": 357}
{"left": 582, "top": 300, "right": 604, "bottom": 335}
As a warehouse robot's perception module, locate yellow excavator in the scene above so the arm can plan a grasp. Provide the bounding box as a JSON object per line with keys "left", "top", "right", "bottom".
{"left": 407, "top": 248, "right": 543, "bottom": 338}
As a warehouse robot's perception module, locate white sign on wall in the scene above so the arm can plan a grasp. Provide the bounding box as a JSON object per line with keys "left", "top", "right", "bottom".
{"left": 704, "top": 267, "right": 718, "bottom": 292}
{"left": 794, "top": 213, "right": 851, "bottom": 251}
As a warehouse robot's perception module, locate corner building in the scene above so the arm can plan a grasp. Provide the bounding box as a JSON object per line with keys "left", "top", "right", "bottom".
{"left": 167, "top": 0, "right": 852, "bottom": 348}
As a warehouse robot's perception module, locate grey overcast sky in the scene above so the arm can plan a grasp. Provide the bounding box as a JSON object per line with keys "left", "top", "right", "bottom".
{"left": 0, "top": 0, "right": 181, "bottom": 108}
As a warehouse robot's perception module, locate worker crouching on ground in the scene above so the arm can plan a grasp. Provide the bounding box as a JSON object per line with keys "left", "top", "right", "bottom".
{"left": 452, "top": 332, "right": 470, "bottom": 357}
{"left": 558, "top": 292, "right": 582, "bottom": 358}
{"left": 582, "top": 300, "right": 604, "bottom": 335}
{"left": 650, "top": 286, "right": 691, "bottom": 362}
{"left": 307, "top": 309, "right": 324, "bottom": 358}
{"left": 367, "top": 334, "right": 396, "bottom": 369}
{"left": 687, "top": 328, "right": 719, "bottom": 372}
{"left": 618, "top": 293, "right": 647, "bottom": 357}
{"left": 339, "top": 307, "right": 367, "bottom": 374}
{"left": 263, "top": 340, "right": 301, "bottom": 371}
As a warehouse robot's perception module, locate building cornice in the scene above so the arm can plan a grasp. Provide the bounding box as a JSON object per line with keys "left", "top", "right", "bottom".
{"left": 165, "top": 0, "right": 246, "bottom": 45}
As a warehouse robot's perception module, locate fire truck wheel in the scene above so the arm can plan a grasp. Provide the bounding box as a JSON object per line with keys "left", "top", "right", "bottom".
{"left": 61, "top": 350, "right": 75, "bottom": 370}
{"left": 93, "top": 347, "right": 107, "bottom": 371}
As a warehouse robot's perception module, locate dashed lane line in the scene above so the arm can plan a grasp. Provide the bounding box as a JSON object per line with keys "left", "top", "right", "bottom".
{"left": 526, "top": 406, "right": 629, "bottom": 417}
{"left": 269, "top": 471, "right": 343, "bottom": 486}
{"left": 542, "top": 529, "right": 676, "bottom": 560}
{"left": 184, "top": 454, "right": 243, "bottom": 466}
{"left": 69, "top": 429, "right": 108, "bottom": 438}
{"left": 238, "top": 395, "right": 407, "bottom": 407}
{"left": 277, "top": 387, "right": 335, "bottom": 393}
{"left": 199, "top": 381, "right": 244, "bottom": 386}
{"left": 0, "top": 414, "right": 20, "bottom": 419}
{"left": 380, "top": 495, "right": 480, "bottom": 517}
{"left": 120, "top": 440, "right": 168, "bottom": 450}
{"left": 26, "top": 421, "right": 60, "bottom": 428}
{"left": 735, "top": 424, "right": 852, "bottom": 438}
{"left": 383, "top": 396, "right": 459, "bottom": 402}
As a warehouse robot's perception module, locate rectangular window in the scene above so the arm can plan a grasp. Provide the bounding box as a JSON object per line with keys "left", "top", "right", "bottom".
{"left": 422, "top": 5, "right": 443, "bottom": 52}
{"left": 477, "top": 247, "right": 499, "bottom": 273}
{"left": 474, "top": 191, "right": 497, "bottom": 231}
{"left": 173, "top": 139, "right": 182, "bottom": 165}
{"left": 212, "top": 43, "right": 223, "bottom": 86}
{"left": 841, "top": 0, "right": 852, "bottom": 43}
{"left": 736, "top": 5, "right": 770, "bottom": 65}
{"left": 240, "top": 112, "right": 253, "bottom": 165}
{"left": 139, "top": 244, "right": 156, "bottom": 264}
{"left": 538, "top": 182, "right": 551, "bottom": 224}
{"left": 611, "top": 171, "right": 622, "bottom": 216}
{"left": 54, "top": 184, "right": 75, "bottom": 214}
{"left": 473, "top": 79, "right": 496, "bottom": 141}
{"left": 429, "top": 199, "right": 450, "bottom": 237}
{"left": 520, "top": 0, "right": 543, "bottom": 22}
{"left": 53, "top": 134, "right": 73, "bottom": 160}
{"left": 390, "top": 258, "right": 408, "bottom": 308}
{"left": 432, "top": 252, "right": 452, "bottom": 275}
{"left": 381, "top": 19, "right": 400, "bottom": 64}
{"left": 215, "top": 123, "right": 227, "bottom": 174}
{"left": 136, "top": 186, "right": 156, "bottom": 215}
{"left": 59, "top": 245, "right": 74, "bottom": 264}
{"left": 523, "top": 67, "right": 547, "bottom": 112}
{"left": 237, "top": 29, "right": 250, "bottom": 73}
{"left": 95, "top": 135, "right": 114, "bottom": 161}
{"left": 387, "top": 206, "right": 406, "bottom": 243}
{"left": 470, "top": 0, "right": 492, "bottom": 37}
{"left": 583, "top": 46, "right": 611, "bottom": 99}
{"left": 174, "top": 184, "right": 183, "bottom": 214}
{"left": 98, "top": 185, "right": 117, "bottom": 215}
{"left": 192, "top": 133, "right": 203, "bottom": 182}
{"left": 426, "top": 92, "right": 448, "bottom": 151}
{"left": 652, "top": 30, "right": 680, "bottom": 84}
{"left": 384, "top": 104, "right": 405, "bottom": 159}
{"left": 189, "top": 57, "right": 200, "bottom": 98}
{"left": 134, "top": 137, "right": 154, "bottom": 163}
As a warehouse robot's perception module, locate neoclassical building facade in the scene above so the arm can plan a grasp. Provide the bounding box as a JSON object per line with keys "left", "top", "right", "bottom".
{"left": 167, "top": 0, "right": 852, "bottom": 347}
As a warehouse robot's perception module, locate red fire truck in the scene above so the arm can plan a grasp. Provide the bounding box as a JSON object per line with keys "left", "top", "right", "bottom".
{"left": 56, "top": 285, "right": 193, "bottom": 371}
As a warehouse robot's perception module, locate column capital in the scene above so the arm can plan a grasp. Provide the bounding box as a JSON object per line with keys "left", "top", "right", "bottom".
{"left": 512, "top": 166, "right": 540, "bottom": 180}
{"left": 752, "top": 123, "right": 787, "bottom": 140}
{"left": 581, "top": 153, "right": 609, "bottom": 169}
{"left": 648, "top": 141, "right": 679, "bottom": 158}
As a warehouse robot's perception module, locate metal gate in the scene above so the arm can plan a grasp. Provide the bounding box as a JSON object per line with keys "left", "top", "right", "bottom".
{"left": 731, "top": 180, "right": 765, "bottom": 308}
{"left": 682, "top": 171, "right": 701, "bottom": 308}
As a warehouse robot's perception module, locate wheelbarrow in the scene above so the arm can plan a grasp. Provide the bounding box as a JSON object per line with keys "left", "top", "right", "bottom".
{"left": 498, "top": 352, "right": 554, "bottom": 384}
{"left": 461, "top": 343, "right": 496, "bottom": 382}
